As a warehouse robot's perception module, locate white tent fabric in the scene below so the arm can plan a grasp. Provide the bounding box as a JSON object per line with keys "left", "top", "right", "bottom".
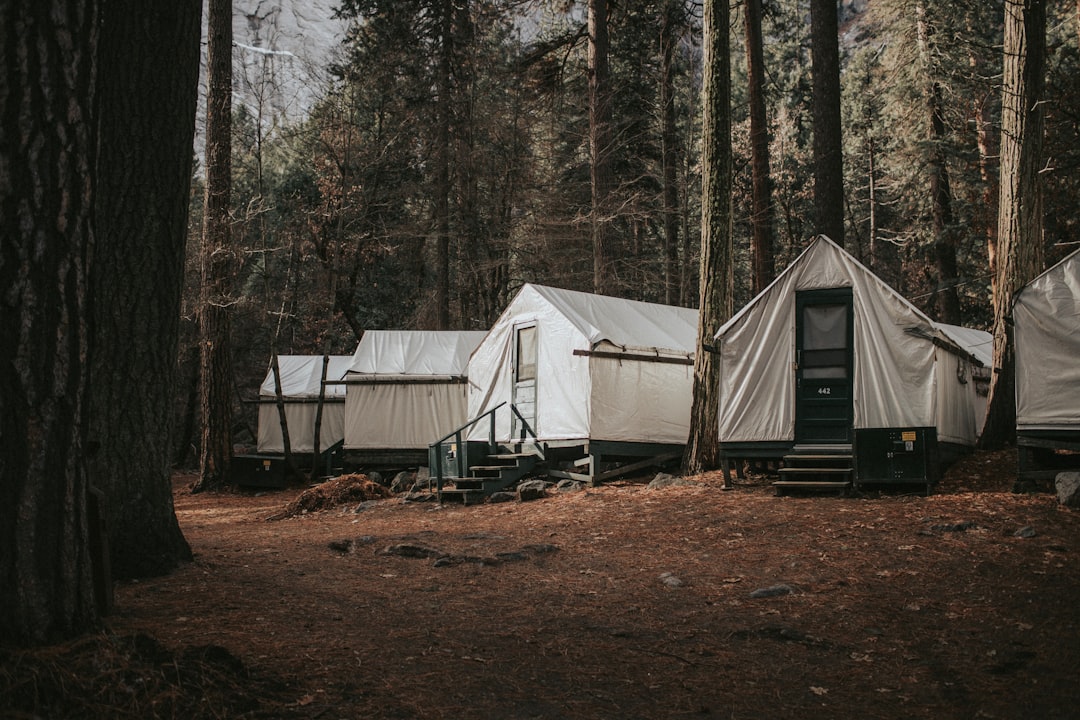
{"left": 1014, "top": 248, "right": 1080, "bottom": 430}
{"left": 344, "top": 331, "right": 487, "bottom": 450}
{"left": 257, "top": 355, "right": 351, "bottom": 454}
{"left": 347, "top": 330, "right": 486, "bottom": 377}
{"left": 467, "top": 284, "right": 698, "bottom": 445}
{"left": 714, "top": 236, "right": 987, "bottom": 446}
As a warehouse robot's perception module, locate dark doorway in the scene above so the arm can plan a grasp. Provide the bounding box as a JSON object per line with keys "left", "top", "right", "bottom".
{"left": 795, "top": 288, "right": 854, "bottom": 444}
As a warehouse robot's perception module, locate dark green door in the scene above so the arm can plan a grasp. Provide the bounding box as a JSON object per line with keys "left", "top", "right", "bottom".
{"left": 795, "top": 288, "right": 854, "bottom": 444}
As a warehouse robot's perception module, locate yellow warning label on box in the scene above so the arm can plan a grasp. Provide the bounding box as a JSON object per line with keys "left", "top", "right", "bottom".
{"left": 901, "top": 431, "right": 916, "bottom": 442}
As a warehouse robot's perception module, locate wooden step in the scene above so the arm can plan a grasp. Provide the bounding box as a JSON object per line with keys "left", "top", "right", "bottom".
{"left": 773, "top": 480, "right": 851, "bottom": 488}
{"left": 778, "top": 467, "right": 853, "bottom": 475}
{"left": 784, "top": 454, "right": 852, "bottom": 462}
{"left": 772, "top": 480, "right": 851, "bottom": 496}
{"left": 436, "top": 487, "right": 487, "bottom": 505}
{"left": 792, "top": 444, "right": 852, "bottom": 453}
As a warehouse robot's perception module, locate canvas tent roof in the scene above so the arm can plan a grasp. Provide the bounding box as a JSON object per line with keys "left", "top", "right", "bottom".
{"left": 1014, "top": 248, "right": 1080, "bottom": 430}
{"left": 346, "top": 330, "right": 487, "bottom": 378}
{"left": 520, "top": 284, "right": 699, "bottom": 355}
{"left": 467, "top": 284, "right": 698, "bottom": 445}
{"left": 934, "top": 323, "right": 992, "bottom": 368}
{"left": 343, "top": 331, "right": 486, "bottom": 451}
{"left": 259, "top": 355, "right": 351, "bottom": 399}
{"left": 713, "top": 236, "right": 987, "bottom": 446}
{"left": 257, "top": 355, "right": 350, "bottom": 454}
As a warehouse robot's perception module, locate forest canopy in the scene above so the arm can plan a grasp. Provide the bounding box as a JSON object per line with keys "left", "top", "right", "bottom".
{"left": 176, "top": 0, "right": 1079, "bottom": 453}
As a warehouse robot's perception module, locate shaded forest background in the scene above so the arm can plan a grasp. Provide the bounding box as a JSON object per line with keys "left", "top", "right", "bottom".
{"left": 174, "top": 0, "right": 1080, "bottom": 461}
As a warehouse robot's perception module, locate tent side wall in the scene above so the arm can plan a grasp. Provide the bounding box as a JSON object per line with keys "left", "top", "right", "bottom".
{"left": 467, "top": 289, "right": 592, "bottom": 443}
{"left": 589, "top": 353, "right": 694, "bottom": 444}
{"left": 933, "top": 350, "right": 982, "bottom": 447}
{"left": 257, "top": 401, "right": 346, "bottom": 454}
{"left": 345, "top": 379, "right": 470, "bottom": 450}
{"left": 1014, "top": 252, "right": 1080, "bottom": 430}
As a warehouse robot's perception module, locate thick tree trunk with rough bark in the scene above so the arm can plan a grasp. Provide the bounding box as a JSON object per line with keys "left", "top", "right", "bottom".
{"left": 194, "top": 0, "right": 235, "bottom": 491}
{"left": 981, "top": 0, "right": 1046, "bottom": 449}
{"left": 89, "top": 0, "right": 199, "bottom": 579}
{"left": 745, "top": 0, "right": 776, "bottom": 293}
{"left": 811, "top": 0, "right": 845, "bottom": 246}
{"left": 589, "top": 0, "right": 615, "bottom": 294}
{"left": 0, "top": 0, "right": 99, "bottom": 646}
{"left": 683, "top": 0, "right": 733, "bottom": 476}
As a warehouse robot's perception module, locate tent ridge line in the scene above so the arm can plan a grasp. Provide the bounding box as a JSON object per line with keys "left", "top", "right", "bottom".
{"left": 572, "top": 349, "right": 694, "bottom": 366}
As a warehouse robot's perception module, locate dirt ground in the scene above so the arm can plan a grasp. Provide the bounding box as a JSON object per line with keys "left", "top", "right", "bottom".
{"left": 6, "top": 449, "right": 1080, "bottom": 719}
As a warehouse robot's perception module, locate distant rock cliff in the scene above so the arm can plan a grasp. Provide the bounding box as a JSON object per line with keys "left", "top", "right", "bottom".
{"left": 196, "top": 0, "right": 347, "bottom": 154}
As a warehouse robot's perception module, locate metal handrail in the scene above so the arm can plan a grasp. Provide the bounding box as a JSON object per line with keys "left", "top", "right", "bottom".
{"left": 430, "top": 402, "right": 542, "bottom": 502}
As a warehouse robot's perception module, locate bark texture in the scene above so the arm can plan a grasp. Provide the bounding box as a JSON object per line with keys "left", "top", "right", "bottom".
{"left": 195, "top": 0, "right": 236, "bottom": 490}
{"left": 89, "top": 0, "right": 200, "bottom": 579}
{"left": 916, "top": 3, "right": 962, "bottom": 325}
{"left": 660, "top": 0, "right": 681, "bottom": 305}
{"left": 589, "top": 0, "right": 615, "bottom": 294}
{"left": 0, "top": 0, "right": 99, "bottom": 645}
{"left": 683, "top": 0, "right": 733, "bottom": 475}
{"left": 434, "top": 0, "right": 452, "bottom": 329}
{"left": 981, "top": 0, "right": 1046, "bottom": 449}
{"left": 810, "top": 0, "right": 845, "bottom": 246}
{"left": 745, "top": 0, "right": 776, "bottom": 293}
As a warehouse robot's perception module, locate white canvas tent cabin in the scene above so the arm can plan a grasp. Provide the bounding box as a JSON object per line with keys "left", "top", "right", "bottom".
{"left": 237, "top": 354, "right": 350, "bottom": 488}
{"left": 342, "top": 330, "right": 487, "bottom": 466}
{"left": 256, "top": 355, "right": 351, "bottom": 455}
{"left": 713, "top": 236, "right": 990, "bottom": 494}
{"left": 1013, "top": 248, "right": 1080, "bottom": 484}
{"left": 439, "top": 284, "right": 698, "bottom": 497}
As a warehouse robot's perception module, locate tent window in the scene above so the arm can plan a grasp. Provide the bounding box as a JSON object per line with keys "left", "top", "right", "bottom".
{"left": 516, "top": 326, "right": 537, "bottom": 382}
{"left": 802, "top": 304, "right": 848, "bottom": 379}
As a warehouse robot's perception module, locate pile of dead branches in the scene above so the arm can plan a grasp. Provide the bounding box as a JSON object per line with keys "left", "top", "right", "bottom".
{"left": 267, "top": 473, "right": 391, "bottom": 520}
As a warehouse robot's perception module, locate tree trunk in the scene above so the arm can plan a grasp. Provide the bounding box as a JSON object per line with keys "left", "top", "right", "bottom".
{"left": 745, "top": 0, "right": 776, "bottom": 293}
{"left": 968, "top": 9, "right": 1000, "bottom": 304}
{"left": 660, "top": 1, "right": 681, "bottom": 306}
{"left": 981, "top": 0, "right": 1046, "bottom": 449}
{"left": 434, "top": 0, "right": 452, "bottom": 329}
{"left": 194, "top": 0, "right": 235, "bottom": 491}
{"left": 915, "top": 3, "right": 962, "bottom": 324}
{"left": 810, "top": 0, "right": 845, "bottom": 246}
{"left": 0, "top": 0, "right": 99, "bottom": 646}
{"left": 683, "top": 0, "right": 733, "bottom": 476}
{"left": 589, "top": 0, "right": 615, "bottom": 294}
{"left": 89, "top": 0, "right": 199, "bottom": 579}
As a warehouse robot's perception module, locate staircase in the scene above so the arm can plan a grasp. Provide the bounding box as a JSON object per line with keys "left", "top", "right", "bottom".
{"left": 437, "top": 444, "right": 541, "bottom": 504}
{"left": 773, "top": 444, "right": 853, "bottom": 496}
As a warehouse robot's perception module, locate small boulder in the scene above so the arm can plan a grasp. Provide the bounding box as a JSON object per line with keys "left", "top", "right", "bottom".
{"left": 750, "top": 584, "right": 794, "bottom": 599}
{"left": 1014, "top": 526, "right": 1037, "bottom": 538}
{"left": 556, "top": 478, "right": 585, "bottom": 493}
{"left": 517, "top": 479, "right": 550, "bottom": 502}
{"left": 648, "top": 472, "right": 695, "bottom": 490}
{"left": 390, "top": 471, "right": 413, "bottom": 493}
{"left": 379, "top": 544, "right": 442, "bottom": 559}
{"left": 659, "top": 572, "right": 684, "bottom": 588}
{"left": 488, "top": 491, "right": 516, "bottom": 504}
{"left": 1055, "top": 472, "right": 1080, "bottom": 508}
